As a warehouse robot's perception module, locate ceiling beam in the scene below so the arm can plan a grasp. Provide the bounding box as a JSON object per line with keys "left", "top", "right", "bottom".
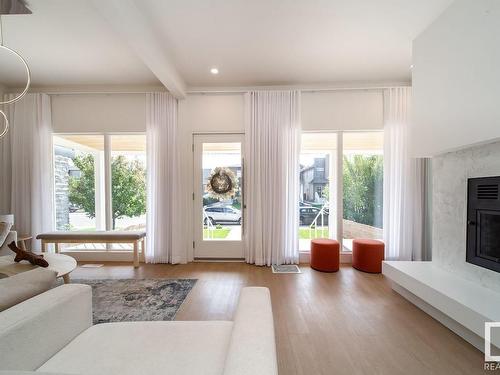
{"left": 92, "top": 0, "right": 186, "bottom": 99}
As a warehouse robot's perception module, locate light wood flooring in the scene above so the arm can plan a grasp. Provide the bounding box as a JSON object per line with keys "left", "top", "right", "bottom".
{"left": 72, "top": 262, "right": 489, "bottom": 375}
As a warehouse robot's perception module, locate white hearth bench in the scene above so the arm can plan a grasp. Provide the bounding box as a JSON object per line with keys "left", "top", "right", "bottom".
{"left": 383, "top": 261, "right": 500, "bottom": 352}
{"left": 36, "top": 231, "right": 146, "bottom": 268}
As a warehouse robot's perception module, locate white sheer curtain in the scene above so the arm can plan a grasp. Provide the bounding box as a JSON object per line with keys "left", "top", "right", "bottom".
{"left": 145, "top": 92, "right": 185, "bottom": 263}
{"left": 244, "top": 90, "right": 301, "bottom": 266}
{"left": 383, "top": 87, "right": 425, "bottom": 260}
{"left": 0, "top": 93, "right": 54, "bottom": 250}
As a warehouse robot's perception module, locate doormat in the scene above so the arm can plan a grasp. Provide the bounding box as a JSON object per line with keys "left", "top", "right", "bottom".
{"left": 272, "top": 264, "right": 301, "bottom": 274}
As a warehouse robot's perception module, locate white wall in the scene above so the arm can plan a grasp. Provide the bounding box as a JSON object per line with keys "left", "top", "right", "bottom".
{"left": 51, "top": 90, "right": 383, "bottom": 133}
{"left": 181, "top": 93, "right": 245, "bottom": 133}
{"left": 176, "top": 90, "right": 382, "bottom": 259}
{"left": 411, "top": 0, "right": 500, "bottom": 157}
{"left": 49, "top": 89, "right": 383, "bottom": 260}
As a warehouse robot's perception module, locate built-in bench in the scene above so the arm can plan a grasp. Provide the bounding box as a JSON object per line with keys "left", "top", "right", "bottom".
{"left": 36, "top": 231, "right": 146, "bottom": 268}
{"left": 383, "top": 261, "right": 500, "bottom": 352}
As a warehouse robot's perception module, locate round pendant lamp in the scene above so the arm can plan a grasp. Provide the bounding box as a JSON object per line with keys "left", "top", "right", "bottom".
{"left": 0, "top": 15, "right": 31, "bottom": 139}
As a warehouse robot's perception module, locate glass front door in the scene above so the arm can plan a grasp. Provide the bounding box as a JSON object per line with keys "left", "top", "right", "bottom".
{"left": 193, "top": 134, "right": 244, "bottom": 258}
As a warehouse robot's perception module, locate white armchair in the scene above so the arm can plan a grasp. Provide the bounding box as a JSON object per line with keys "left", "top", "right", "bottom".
{"left": 0, "top": 231, "right": 17, "bottom": 257}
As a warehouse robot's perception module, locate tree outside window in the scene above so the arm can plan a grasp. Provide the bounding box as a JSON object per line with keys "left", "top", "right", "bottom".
{"left": 68, "top": 154, "right": 146, "bottom": 230}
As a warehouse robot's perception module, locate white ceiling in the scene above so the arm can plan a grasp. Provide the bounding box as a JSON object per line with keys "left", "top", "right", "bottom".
{"left": 0, "top": 0, "right": 453, "bottom": 89}
{"left": 0, "top": 0, "right": 158, "bottom": 87}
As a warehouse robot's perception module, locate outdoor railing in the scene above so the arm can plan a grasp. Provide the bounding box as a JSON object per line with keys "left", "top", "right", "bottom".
{"left": 308, "top": 203, "right": 329, "bottom": 238}
{"left": 203, "top": 209, "right": 216, "bottom": 239}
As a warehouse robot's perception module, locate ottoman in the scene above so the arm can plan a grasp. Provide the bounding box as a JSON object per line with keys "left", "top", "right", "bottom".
{"left": 352, "top": 239, "right": 385, "bottom": 273}
{"left": 310, "top": 239, "right": 339, "bottom": 272}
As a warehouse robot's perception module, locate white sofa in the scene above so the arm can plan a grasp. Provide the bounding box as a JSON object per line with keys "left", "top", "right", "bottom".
{"left": 0, "top": 285, "right": 277, "bottom": 375}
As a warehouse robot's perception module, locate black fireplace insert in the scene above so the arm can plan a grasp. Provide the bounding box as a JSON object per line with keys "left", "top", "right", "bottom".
{"left": 467, "top": 176, "right": 500, "bottom": 273}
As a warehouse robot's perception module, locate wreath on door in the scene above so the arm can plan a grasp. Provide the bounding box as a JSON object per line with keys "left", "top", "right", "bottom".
{"left": 206, "top": 167, "right": 238, "bottom": 199}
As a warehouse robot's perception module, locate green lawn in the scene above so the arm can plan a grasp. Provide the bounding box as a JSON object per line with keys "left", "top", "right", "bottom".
{"left": 299, "top": 228, "right": 329, "bottom": 239}
{"left": 203, "top": 228, "right": 231, "bottom": 239}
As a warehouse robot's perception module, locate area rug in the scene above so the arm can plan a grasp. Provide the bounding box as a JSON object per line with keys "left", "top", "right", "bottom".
{"left": 71, "top": 278, "right": 197, "bottom": 324}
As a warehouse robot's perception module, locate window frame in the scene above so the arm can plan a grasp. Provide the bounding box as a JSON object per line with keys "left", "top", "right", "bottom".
{"left": 300, "top": 130, "right": 384, "bottom": 254}
{"left": 52, "top": 132, "right": 146, "bottom": 232}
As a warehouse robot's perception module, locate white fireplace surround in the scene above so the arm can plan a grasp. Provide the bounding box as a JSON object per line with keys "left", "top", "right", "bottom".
{"left": 432, "top": 139, "right": 500, "bottom": 292}
{"left": 384, "top": 139, "right": 500, "bottom": 352}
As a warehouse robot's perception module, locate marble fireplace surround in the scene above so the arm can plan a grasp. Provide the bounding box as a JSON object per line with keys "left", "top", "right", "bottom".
{"left": 382, "top": 140, "right": 500, "bottom": 352}
{"left": 432, "top": 139, "right": 500, "bottom": 293}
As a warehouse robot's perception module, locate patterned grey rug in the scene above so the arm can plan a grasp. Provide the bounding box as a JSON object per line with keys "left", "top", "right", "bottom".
{"left": 71, "top": 278, "right": 197, "bottom": 324}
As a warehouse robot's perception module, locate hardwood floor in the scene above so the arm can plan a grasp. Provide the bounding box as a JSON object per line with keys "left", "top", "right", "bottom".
{"left": 72, "top": 262, "right": 488, "bottom": 374}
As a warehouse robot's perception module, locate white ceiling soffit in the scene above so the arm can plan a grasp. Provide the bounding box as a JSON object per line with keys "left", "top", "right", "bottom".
{"left": 0, "top": 0, "right": 454, "bottom": 90}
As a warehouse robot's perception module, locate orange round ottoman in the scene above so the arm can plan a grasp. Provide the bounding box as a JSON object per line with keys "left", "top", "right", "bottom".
{"left": 310, "top": 239, "right": 339, "bottom": 272}
{"left": 352, "top": 239, "right": 385, "bottom": 273}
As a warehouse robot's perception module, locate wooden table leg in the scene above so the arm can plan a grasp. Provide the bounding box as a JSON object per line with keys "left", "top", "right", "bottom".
{"left": 55, "top": 243, "right": 60, "bottom": 254}
{"left": 62, "top": 274, "right": 70, "bottom": 284}
{"left": 133, "top": 241, "right": 139, "bottom": 268}
{"left": 41, "top": 240, "right": 47, "bottom": 253}
{"left": 19, "top": 239, "right": 27, "bottom": 251}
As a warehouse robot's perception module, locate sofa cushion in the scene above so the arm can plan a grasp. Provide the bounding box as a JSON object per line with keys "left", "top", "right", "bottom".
{"left": 222, "top": 287, "right": 277, "bottom": 375}
{"left": 38, "top": 321, "right": 234, "bottom": 375}
{"left": 0, "top": 255, "right": 37, "bottom": 277}
{"left": 0, "top": 268, "right": 57, "bottom": 312}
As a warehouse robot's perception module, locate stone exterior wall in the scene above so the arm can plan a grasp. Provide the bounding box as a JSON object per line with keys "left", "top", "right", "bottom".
{"left": 54, "top": 154, "right": 71, "bottom": 230}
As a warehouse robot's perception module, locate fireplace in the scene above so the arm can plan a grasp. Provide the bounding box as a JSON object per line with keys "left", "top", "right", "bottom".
{"left": 467, "top": 176, "right": 500, "bottom": 273}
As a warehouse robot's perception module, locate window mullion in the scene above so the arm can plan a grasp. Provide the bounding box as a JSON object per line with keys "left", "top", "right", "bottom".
{"left": 337, "top": 131, "right": 344, "bottom": 251}
{"left": 104, "top": 134, "right": 112, "bottom": 231}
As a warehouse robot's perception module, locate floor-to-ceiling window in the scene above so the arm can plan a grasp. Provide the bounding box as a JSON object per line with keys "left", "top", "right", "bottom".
{"left": 299, "top": 131, "right": 383, "bottom": 252}
{"left": 53, "top": 133, "right": 146, "bottom": 252}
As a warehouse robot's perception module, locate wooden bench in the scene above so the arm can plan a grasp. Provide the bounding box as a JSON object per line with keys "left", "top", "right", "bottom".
{"left": 36, "top": 231, "right": 146, "bottom": 268}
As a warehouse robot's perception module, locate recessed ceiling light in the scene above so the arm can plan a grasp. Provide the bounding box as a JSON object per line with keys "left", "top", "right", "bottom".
{"left": 410, "top": 64, "right": 414, "bottom": 69}
{"left": 210, "top": 67, "right": 219, "bottom": 75}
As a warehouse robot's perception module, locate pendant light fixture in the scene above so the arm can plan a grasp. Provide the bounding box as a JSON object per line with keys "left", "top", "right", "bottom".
{"left": 0, "top": 0, "right": 32, "bottom": 139}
